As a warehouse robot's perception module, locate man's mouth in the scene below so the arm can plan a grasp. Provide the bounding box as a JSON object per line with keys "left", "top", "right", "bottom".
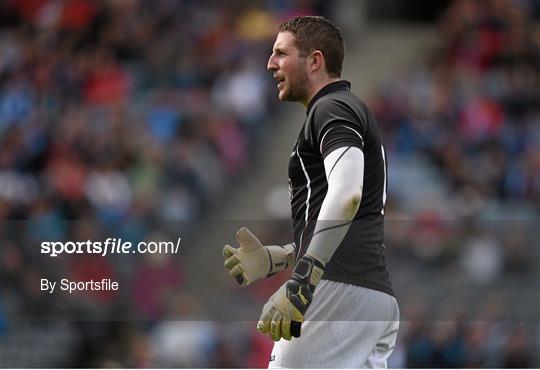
{"left": 275, "top": 76, "right": 285, "bottom": 88}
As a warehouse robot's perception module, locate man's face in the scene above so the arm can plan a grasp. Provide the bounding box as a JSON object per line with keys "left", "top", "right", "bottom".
{"left": 267, "top": 31, "right": 310, "bottom": 103}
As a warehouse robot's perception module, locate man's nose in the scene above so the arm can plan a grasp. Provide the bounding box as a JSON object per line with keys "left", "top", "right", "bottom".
{"left": 267, "top": 55, "right": 277, "bottom": 71}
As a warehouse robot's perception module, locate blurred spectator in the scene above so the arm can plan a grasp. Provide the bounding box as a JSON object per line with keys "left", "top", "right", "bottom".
{"left": 0, "top": 297, "right": 6, "bottom": 337}
{"left": 461, "top": 233, "right": 503, "bottom": 285}
{"left": 502, "top": 325, "right": 533, "bottom": 368}
{"left": 132, "top": 252, "right": 184, "bottom": 320}
{"left": 148, "top": 321, "right": 216, "bottom": 367}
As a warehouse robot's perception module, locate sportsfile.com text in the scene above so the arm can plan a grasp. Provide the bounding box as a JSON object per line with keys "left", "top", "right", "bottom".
{"left": 40, "top": 237, "right": 182, "bottom": 257}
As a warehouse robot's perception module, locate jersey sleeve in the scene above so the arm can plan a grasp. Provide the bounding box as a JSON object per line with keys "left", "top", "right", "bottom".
{"left": 309, "top": 98, "right": 366, "bottom": 158}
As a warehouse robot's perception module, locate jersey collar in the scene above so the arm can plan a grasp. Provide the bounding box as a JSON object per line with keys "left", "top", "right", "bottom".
{"left": 306, "top": 80, "right": 351, "bottom": 115}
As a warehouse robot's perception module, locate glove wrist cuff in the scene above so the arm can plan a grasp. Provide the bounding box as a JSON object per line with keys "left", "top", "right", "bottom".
{"left": 266, "top": 244, "right": 295, "bottom": 277}
{"left": 292, "top": 254, "right": 325, "bottom": 290}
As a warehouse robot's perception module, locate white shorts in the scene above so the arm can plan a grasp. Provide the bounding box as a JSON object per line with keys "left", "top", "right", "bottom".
{"left": 269, "top": 280, "right": 399, "bottom": 368}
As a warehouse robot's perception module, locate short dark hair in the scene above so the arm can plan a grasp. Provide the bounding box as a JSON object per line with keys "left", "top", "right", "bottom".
{"left": 279, "top": 16, "right": 344, "bottom": 78}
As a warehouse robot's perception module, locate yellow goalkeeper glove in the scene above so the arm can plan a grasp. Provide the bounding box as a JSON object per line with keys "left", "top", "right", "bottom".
{"left": 257, "top": 254, "right": 324, "bottom": 341}
{"left": 223, "top": 227, "right": 295, "bottom": 286}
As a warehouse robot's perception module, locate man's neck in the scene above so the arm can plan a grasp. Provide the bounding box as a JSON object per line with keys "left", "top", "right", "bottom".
{"left": 301, "top": 77, "right": 341, "bottom": 107}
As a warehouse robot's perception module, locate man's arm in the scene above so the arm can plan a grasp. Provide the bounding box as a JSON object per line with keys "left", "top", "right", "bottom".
{"left": 257, "top": 146, "right": 364, "bottom": 340}
{"left": 223, "top": 144, "right": 362, "bottom": 288}
{"left": 304, "top": 145, "right": 364, "bottom": 263}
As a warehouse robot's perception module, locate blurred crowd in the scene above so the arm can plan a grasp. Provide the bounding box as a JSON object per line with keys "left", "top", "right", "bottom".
{"left": 0, "top": 0, "right": 539, "bottom": 368}
{"left": 373, "top": 1, "right": 540, "bottom": 368}
{"left": 374, "top": 0, "right": 540, "bottom": 210}
{"left": 0, "top": 0, "right": 324, "bottom": 366}
{"left": 0, "top": 0, "right": 297, "bottom": 223}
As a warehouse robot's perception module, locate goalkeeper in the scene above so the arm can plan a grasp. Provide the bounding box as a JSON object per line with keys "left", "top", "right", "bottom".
{"left": 223, "top": 16, "right": 399, "bottom": 368}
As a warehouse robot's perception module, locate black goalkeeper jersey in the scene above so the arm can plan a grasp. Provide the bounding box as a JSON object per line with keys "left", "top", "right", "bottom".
{"left": 288, "top": 80, "right": 393, "bottom": 296}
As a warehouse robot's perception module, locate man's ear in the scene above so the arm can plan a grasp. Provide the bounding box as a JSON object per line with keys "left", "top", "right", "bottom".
{"left": 309, "top": 50, "right": 324, "bottom": 73}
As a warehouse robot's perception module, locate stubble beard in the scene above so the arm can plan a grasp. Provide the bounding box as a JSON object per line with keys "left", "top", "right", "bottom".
{"left": 282, "top": 64, "right": 309, "bottom": 103}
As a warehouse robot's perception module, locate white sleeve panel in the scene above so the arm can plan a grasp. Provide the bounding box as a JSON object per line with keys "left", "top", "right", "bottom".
{"left": 305, "top": 146, "right": 364, "bottom": 265}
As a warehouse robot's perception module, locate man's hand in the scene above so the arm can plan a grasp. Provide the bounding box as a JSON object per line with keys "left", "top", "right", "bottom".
{"left": 257, "top": 254, "right": 324, "bottom": 341}
{"left": 222, "top": 227, "right": 294, "bottom": 286}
